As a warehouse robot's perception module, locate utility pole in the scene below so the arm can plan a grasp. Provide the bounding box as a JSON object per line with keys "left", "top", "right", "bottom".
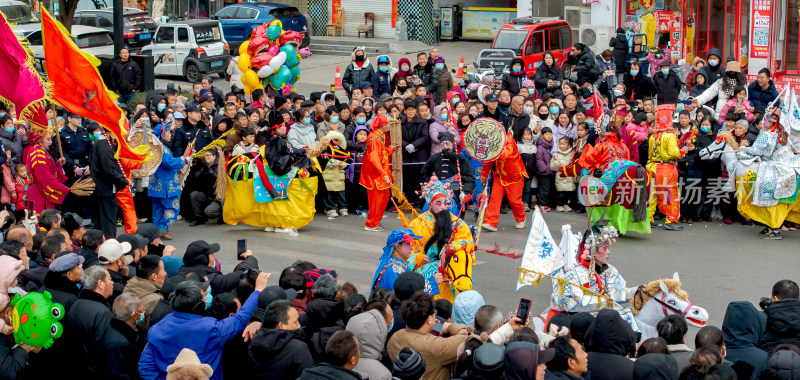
{"left": 113, "top": 0, "right": 123, "bottom": 56}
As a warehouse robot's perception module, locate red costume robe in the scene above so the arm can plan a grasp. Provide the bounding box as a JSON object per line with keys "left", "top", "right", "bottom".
{"left": 116, "top": 158, "right": 143, "bottom": 233}
{"left": 480, "top": 131, "right": 528, "bottom": 227}
{"left": 24, "top": 145, "right": 69, "bottom": 214}
{"left": 360, "top": 127, "right": 394, "bottom": 228}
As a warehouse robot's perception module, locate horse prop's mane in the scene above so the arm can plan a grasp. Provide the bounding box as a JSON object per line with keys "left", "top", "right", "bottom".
{"left": 631, "top": 278, "right": 688, "bottom": 315}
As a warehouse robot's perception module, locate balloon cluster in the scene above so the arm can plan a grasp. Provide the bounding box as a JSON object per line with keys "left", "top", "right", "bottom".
{"left": 237, "top": 20, "right": 312, "bottom": 96}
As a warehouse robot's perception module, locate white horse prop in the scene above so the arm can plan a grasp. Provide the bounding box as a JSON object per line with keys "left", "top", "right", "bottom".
{"left": 629, "top": 272, "right": 709, "bottom": 341}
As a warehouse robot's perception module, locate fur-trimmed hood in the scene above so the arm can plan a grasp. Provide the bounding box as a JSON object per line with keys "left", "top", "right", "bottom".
{"left": 350, "top": 46, "right": 370, "bottom": 69}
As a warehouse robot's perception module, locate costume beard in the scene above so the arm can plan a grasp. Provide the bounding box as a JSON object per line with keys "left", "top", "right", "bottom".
{"left": 424, "top": 209, "right": 453, "bottom": 254}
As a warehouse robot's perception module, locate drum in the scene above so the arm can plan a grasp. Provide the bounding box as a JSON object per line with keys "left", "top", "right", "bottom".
{"left": 463, "top": 117, "right": 507, "bottom": 162}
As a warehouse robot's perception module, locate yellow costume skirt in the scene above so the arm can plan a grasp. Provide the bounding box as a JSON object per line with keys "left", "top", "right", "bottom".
{"left": 736, "top": 175, "right": 800, "bottom": 228}
{"left": 223, "top": 176, "right": 319, "bottom": 230}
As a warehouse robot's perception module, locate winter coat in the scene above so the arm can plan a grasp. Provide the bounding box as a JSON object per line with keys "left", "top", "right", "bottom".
{"left": 609, "top": 34, "right": 629, "bottom": 71}
{"left": 719, "top": 98, "right": 756, "bottom": 123}
{"left": 760, "top": 299, "right": 800, "bottom": 352}
{"left": 697, "top": 48, "right": 726, "bottom": 85}
{"left": 0, "top": 163, "right": 13, "bottom": 205}
{"left": 529, "top": 115, "right": 554, "bottom": 137}
{"left": 298, "top": 363, "right": 364, "bottom": 380}
{"left": 342, "top": 52, "right": 375, "bottom": 94}
{"left": 107, "top": 268, "right": 128, "bottom": 305}
{"left": 653, "top": 70, "right": 682, "bottom": 104}
{"left": 429, "top": 106, "right": 461, "bottom": 156}
{"left": 436, "top": 67, "right": 454, "bottom": 104}
{"left": 172, "top": 121, "right": 213, "bottom": 158}
{"left": 138, "top": 289, "right": 260, "bottom": 380}
{"left": 316, "top": 120, "right": 343, "bottom": 141}
{"left": 176, "top": 256, "right": 258, "bottom": 296}
{"left": 545, "top": 369, "right": 584, "bottom": 380}
{"left": 518, "top": 139, "right": 537, "bottom": 178}
{"left": 305, "top": 298, "right": 346, "bottom": 363}
{"left": 387, "top": 324, "right": 471, "bottom": 380}
{"left": 690, "top": 73, "right": 710, "bottom": 98}
{"left": 392, "top": 88, "right": 414, "bottom": 99}
{"left": 667, "top": 343, "right": 694, "bottom": 372}
{"left": 413, "top": 62, "right": 439, "bottom": 93}
{"left": 40, "top": 270, "right": 80, "bottom": 313}
{"left": 748, "top": 80, "right": 780, "bottom": 110}
{"left": 347, "top": 310, "right": 391, "bottom": 380}
{"left": 479, "top": 106, "right": 507, "bottom": 125}
{"left": 585, "top": 309, "right": 637, "bottom": 380}
{"left": 506, "top": 109, "right": 532, "bottom": 142}
{"left": 695, "top": 78, "right": 748, "bottom": 118}
{"left": 567, "top": 47, "right": 600, "bottom": 84}
{"left": 685, "top": 58, "right": 707, "bottom": 92}
{"left": 533, "top": 64, "right": 563, "bottom": 94}
{"left": 322, "top": 132, "right": 349, "bottom": 192}
{"left": 65, "top": 289, "right": 114, "bottom": 377}
{"left": 551, "top": 123, "right": 577, "bottom": 155}
{"left": 111, "top": 58, "right": 142, "bottom": 94}
{"left": 104, "top": 318, "right": 147, "bottom": 380}
{"left": 502, "top": 58, "right": 527, "bottom": 95}
{"left": 763, "top": 349, "right": 800, "bottom": 379}
{"left": 595, "top": 56, "right": 617, "bottom": 87}
{"left": 0, "top": 128, "right": 24, "bottom": 169}
{"left": 550, "top": 147, "right": 576, "bottom": 191}
{"left": 536, "top": 138, "right": 554, "bottom": 175}
{"left": 287, "top": 121, "right": 317, "bottom": 149}
{"left": 148, "top": 148, "right": 186, "bottom": 199}
{"left": 633, "top": 353, "right": 679, "bottom": 380}
{"left": 371, "top": 56, "right": 394, "bottom": 96}
{"left": 723, "top": 301, "right": 768, "bottom": 380}
{"left": 90, "top": 137, "right": 129, "bottom": 197}
{"left": 401, "top": 115, "right": 430, "bottom": 163}
{"left": 123, "top": 277, "right": 163, "bottom": 325}
{"left": 0, "top": 334, "right": 27, "bottom": 380}
{"left": 623, "top": 71, "right": 657, "bottom": 100}
{"left": 249, "top": 328, "right": 315, "bottom": 380}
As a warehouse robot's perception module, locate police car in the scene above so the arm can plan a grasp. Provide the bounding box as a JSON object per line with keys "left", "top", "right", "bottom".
{"left": 138, "top": 20, "right": 231, "bottom": 83}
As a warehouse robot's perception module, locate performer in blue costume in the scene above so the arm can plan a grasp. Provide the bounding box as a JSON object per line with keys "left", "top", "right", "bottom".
{"left": 371, "top": 228, "right": 440, "bottom": 296}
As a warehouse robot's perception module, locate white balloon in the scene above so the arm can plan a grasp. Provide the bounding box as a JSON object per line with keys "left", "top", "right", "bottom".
{"left": 257, "top": 51, "right": 287, "bottom": 78}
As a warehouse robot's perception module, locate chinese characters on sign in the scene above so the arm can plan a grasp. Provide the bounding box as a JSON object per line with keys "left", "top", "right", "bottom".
{"left": 578, "top": 177, "right": 759, "bottom": 206}
{"left": 751, "top": 0, "right": 771, "bottom": 59}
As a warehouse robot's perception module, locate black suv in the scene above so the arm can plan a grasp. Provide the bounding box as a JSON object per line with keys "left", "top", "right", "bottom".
{"left": 74, "top": 7, "right": 157, "bottom": 51}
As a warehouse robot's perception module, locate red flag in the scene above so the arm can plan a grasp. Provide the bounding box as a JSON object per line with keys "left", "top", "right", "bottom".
{"left": 591, "top": 89, "right": 604, "bottom": 121}
{"left": 40, "top": 9, "right": 148, "bottom": 162}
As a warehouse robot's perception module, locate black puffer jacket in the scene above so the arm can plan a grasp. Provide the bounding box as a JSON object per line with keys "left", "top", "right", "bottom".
{"left": 401, "top": 115, "right": 431, "bottom": 163}
{"left": 249, "top": 328, "right": 315, "bottom": 380}
{"left": 609, "top": 34, "right": 629, "bottom": 71}
{"left": 64, "top": 289, "right": 114, "bottom": 377}
{"left": 760, "top": 299, "right": 800, "bottom": 352}
{"left": 413, "top": 62, "right": 439, "bottom": 93}
{"left": 0, "top": 335, "right": 27, "bottom": 380}
{"left": 723, "top": 301, "right": 768, "bottom": 380}
{"left": 653, "top": 69, "right": 682, "bottom": 104}
{"left": 298, "top": 363, "right": 364, "bottom": 380}
{"left": 110, "top": 58, "right": 142, "bottom": 94}
{"left": 585, "top": 309, "right": 637, "bottom": 380}
{"left": 763, "top": 349, "right": 800, "bottom": 380}
{"left": 568, "top": 47, "right": 600, "bottom": 84}
{"left": 697, "top": 48, "right": 726, "bottom": 85}
{"left": 501, "top": 58, "right": 527, "bottom": 95}
{"left": 623, "top": 70, "right": 657, "bottom": 100}
{"left": 104, "top": 318, "right": 146, "bottom": 380}
{"left": 305, "top": 298, "right": 346, "bottom": 363}
{"left": 533, "top": 64, "right": 563, "bottom": 94}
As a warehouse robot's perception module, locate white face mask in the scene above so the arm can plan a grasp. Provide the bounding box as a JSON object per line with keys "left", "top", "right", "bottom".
{"left": 708, "top": 59, "right": 719, "bottom": 67}
{"left": 401, "top": 65, "right": 409, "bottom": 71}
{"left": 523, "top": 106, "right": 534, "bottom": 114}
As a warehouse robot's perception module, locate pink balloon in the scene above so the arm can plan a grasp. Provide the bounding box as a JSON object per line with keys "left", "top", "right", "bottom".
{"left": 267, "top": 44, "right": 280, "bottom": 56}
{"left": 282, "top": 83, "right": 293, "bottom": 95}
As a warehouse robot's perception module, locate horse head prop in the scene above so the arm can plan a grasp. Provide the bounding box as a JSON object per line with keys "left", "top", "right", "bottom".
{"left": 439, "top": 243, "right": 475, "bottom": 299}
{"left": 631, "top": 272, "right": 709, "bottom": 341}
{"left": 698, "top": 136, "right": 729, "bottom": 160}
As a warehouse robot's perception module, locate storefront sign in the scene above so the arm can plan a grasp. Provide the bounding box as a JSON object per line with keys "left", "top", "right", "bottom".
{"left": 440, "top": 7, "right": 454, "bottom": 39}
{"left": 750, "top": 0, "right": 771, "bottom": 59}
{"left": 654, "top": 11, "right": 675, "bottom": 33}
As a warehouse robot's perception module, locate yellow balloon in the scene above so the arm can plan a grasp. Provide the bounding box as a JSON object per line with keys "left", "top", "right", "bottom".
{"left": 244, "top": 85, "right": 253, "bottom": 95}
{"left": 238, "top": 53, "right": 251, "bottom": 72}
{"left": 242, "top": 70, "right": 260, "bottom": 90}
{"left": 239, "top": 40, "right": 250, "bottom": 56}
{"left": 269, "top": 20, "right": 283, "bottom": 29}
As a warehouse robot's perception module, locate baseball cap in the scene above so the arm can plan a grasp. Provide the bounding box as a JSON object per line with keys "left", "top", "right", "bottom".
{"left": 257, "top": 285, "right": 298, "bottom": 309}
{"left": 98, "top": 239, "right": 133, "bottom": 265}
{"left": 185, "top": 104, "right": 202, "bottom": 113}
{"left": 485, "top": 93, "right": 499, "bottom": 102}
{"left": 137, "top": 223, "right": 167, "bottom": 243}
{"left": 199, "top": 89, "right": 212, "bottom": 97}
{"left": 49, "top": 252, "right": 84, "bottom": 273}
{"left": 183, "top": 240, "right": 221, "bottom": 266}
{"left": 359, "top": 81, "right": 373, "bottom": 90}
{"left": 393, "top": 271, "right": 425, "bottom": 301}
{"left": 61, "top": 212, "right": 90, "bottom": 235}
{"left": 300, "top": 99, "right": 315, "bottom": 108}
{"left": 377, "top": 56, "right": 390, "bottom": 64}
{"left": 380, "top": 93, "right": 392, "bottom": 102}
{"left": 116, "top": 233, "right": 149, "bottom": 250}
{"left": 65, "top": 111, "right": 82, "bottom": 119}
{"left": 199, "top": 93, "right": 214, "bottom": 103}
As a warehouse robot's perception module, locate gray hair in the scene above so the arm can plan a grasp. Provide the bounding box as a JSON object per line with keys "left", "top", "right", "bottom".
{"left": 113, "top": 293, "right": 140, "bottom": 321}
{"left": 172, "top": 103, "right": 185, "bottom": 110}
{"left": 735, "top": 119, "right": 750, "bottom": 129}
{"left": 81, "top": 265, "right": 108, "bottom": 291}
{"left": 312, "top": 274, "right": 338, "bottom": 300}
{"left": 474, "top": 305, "right": 504, "bottom": 334}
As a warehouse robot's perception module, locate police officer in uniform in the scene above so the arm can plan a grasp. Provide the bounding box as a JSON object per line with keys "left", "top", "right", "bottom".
{"left": 60, "top": 111, "right": 93, "bottom": 218}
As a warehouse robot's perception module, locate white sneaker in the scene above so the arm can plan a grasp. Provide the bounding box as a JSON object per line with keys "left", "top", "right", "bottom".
{"left": 275, "top": 228, "right": 299, "bottom": 237}
{"left": 326, "top": 210, "right": 339, "bottom": 217}
{"left": 516, "top": 220, "right": 526, "bottom": 229}
{"left": 481, "top": 223, "right": 497, "bottom": 232}
{"left": 339, "top": 209, "right": 348, "bottom": 216}
{"left": 556, "top": 206, "right": 565, "bottom": 212}
{"left": 563, "top": 205, "right": 572, "bottom": 212}
{"left": 364, "top": 225, "right": 385, "bottom": 232}
{"left": 263, "top": 227, "right": 275, "bottom": 232}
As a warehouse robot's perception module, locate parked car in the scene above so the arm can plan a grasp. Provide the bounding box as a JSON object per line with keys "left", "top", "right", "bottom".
{"left": 19, "top": 24, "right": 114, "bottom": 72}
{"left": 212, "top": 2, "right": 309, "bottom": 54}
{"left": 492, "top": 17, "right": 573, "bottom": 77}
{"left": 138, "top": 20, "right": 231, "bottom": 83}
{"left": 3, "top": 0, "right": 40, "bottom": 37}
{"left": 74, "top": 8, "right": 158, "bottom": 51}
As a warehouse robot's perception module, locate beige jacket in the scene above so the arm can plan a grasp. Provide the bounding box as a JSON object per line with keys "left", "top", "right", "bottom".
{"left": 123, "top": 276, "right": 163, "bottom": 323}
{"left": 387, "top": 324, "right": 471, "bottom": 380}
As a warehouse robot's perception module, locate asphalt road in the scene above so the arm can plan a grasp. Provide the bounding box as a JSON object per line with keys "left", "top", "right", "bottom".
{"left": 159, "top": 204, "right": 799, "bottom": 343}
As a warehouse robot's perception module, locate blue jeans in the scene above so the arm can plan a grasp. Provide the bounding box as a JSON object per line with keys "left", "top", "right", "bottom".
{"left": 116, "top": 91, "right": 135, "bottom": 106}
{"left": 324, "top": 191, "right": 347, "bottom": 211}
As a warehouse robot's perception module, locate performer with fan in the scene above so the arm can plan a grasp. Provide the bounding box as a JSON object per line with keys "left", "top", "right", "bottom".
{"left": 148, "top": 123, "right": 191, "bottom": 241}
{"left": 480, "top": 127, "right": 528, "bottom": 232}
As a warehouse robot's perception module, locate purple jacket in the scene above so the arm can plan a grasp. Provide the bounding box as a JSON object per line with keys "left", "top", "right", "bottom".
{"left": 536, "top": 137, "right": 554, "bottom": 175}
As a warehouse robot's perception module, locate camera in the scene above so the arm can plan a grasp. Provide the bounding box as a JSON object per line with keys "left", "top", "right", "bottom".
{"left": 759, "top": 297, "right": 773, "bottom": 310}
